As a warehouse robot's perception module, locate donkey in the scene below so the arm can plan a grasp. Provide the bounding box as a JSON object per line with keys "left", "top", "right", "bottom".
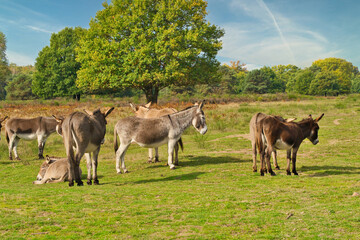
{"left": 53, "top": 107, "right": 114, "bottom": 186}
{"left": 114, "top": 101, "right": 207, "bottom": 173}
{"left": 5, "top": 117, "right": 58, "bottom": 160}
{"left": 250, "top": 113, "right": 296, "bottom": 172}
{"left": 256, "top": 114, "right": 324, "bottom": 176}
{"left": 0, "top": 116, "right": 8, "bottom": 140}
{"left": 130, "top": 102, "right": 183, "bottom": 165}
{"left": 33, "top": 156, "right": 82, "bottom": 184}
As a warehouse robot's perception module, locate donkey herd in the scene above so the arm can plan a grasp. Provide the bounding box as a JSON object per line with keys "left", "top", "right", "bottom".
{"left": 0, "top": 101, "right": 324, "bottom": 187}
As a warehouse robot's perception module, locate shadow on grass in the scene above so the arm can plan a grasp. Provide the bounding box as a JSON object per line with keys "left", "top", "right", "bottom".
{"left": 146, "top": 155, "right": 247, "bottom": 169}
{"left": 105, "top": 172, "right": 206, "bottom": 186}
{"left": 300, "top": 165, "right": 360, "bottom": 176}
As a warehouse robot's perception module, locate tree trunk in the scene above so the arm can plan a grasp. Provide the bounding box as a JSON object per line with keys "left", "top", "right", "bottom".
{"left": 144, "top": 86, "right": 159, "bottom": 104}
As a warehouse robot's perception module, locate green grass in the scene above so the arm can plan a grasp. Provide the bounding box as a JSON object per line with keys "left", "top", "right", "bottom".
{"left": 1, "top": 95, "right": 360, "bottom": 239}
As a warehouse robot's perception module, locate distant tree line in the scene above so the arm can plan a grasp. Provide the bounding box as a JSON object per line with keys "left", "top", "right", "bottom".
{"left": 0, "top": 0, "right": 360, "bottom": 101}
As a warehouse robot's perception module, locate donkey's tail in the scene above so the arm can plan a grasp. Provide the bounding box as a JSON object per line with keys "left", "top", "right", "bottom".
{"left": 178, "top": 137, "right": 184, "bottom": 151}
{"left": 5, "top": 130, "right": 9, "bottom": 143}
{"left": 114, "top": 127, "right": 119, "bottom": 153}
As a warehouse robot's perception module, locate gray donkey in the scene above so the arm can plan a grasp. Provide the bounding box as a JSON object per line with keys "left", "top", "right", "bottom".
{"left": 114, "top": 101, "right": 207, "bottom": 173}
{"left": 53, "top": 107, "right": 114, "bottom": 186}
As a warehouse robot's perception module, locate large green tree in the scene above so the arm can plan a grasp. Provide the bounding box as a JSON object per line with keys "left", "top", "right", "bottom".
{"left": 76, "top": 0, "right": 224, "bottom": 103}
{"left": 32, "top": 27, "right": 85, "bottom": 99}
{"left": 286, "top": 69, "right": 314, "bottom": 95}
{"left": 309, "top": 71, "right": 339, "bottom": 96}
{"left": 0, "top": 31, "right": 11, "bottom": 100}
{"left": 272, "top": 64, "right": 300, "bottom": 93}
{"left": 311, "top": 58, "right": 358, "bottom": 94}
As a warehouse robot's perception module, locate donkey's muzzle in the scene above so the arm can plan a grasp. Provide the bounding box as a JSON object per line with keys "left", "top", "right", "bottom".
{"left": 200, "top": 126, "right": 208, "bottom": 135}
{"left": 312, "top": 139, "right": 319, "bottom": 145}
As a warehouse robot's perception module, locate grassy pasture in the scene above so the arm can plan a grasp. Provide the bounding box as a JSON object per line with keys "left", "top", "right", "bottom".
{"left": 0, "top": 96, "right": 360, "bottom": 239}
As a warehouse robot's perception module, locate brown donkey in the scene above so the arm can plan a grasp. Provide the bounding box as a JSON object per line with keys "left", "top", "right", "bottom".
{"left": 250, "top": 113, "right": 296, "bottom": 172}
{"left": 256, "top": 114, "right": 324, "bottom": 176}
{"left": 0, "top": 116, "right": 8, "bottom": 140}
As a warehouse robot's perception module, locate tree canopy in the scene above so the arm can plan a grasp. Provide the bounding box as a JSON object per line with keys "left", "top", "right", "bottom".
{"left": 76, "top": 0, "right": 224, "bottom": 103}
{"left": 0, "top": 31, "right": 10, "bottom": 100}
{"left": 32, "top": 27, "right": 85, "bottom": 99}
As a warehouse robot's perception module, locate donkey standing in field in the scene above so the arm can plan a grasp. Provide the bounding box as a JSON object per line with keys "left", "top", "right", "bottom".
{"left": 114, "top": 101, "right": 207, "bottom": 173}
{"left": 130, "top": 102, "right": 183, "bottom": 165}
{"left": 5, "top": 117, "right": 58, "bottom": 160}
{"left": 250, "top": 113, "right": 296, "bottom": 172}
{"left": 53, "top": 107, "right": 114, "bottom": 186}
{"left": 256, "top": 114, "right": 324, "bottom": 176}
{"left": 33, "top": 155, "right": 82, "bottom": 184}
{"left": 0, "top": 116, "right": 8, "bottom": 140}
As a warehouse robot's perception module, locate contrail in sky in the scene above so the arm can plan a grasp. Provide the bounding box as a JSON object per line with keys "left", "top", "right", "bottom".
{"left": 257, "top": 0, "right": 296, "bottom": 63}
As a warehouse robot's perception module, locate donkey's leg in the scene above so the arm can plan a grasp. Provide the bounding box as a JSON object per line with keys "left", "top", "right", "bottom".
{"left": 252, "top": 140, "right": 257, "bottom": 172}
{"left": 154, "top": 148, "right": 160, "bottom": 162}
{"left": 286, "top": 149, "right": 292, "bottom": 175}
{"left": 148, "top": 148, "right": 153, "bottom": 163}
{"left": 291, "top": 147, "right": 299, "bottom": 175}
{"left": 92, "top": 148, "right": 100, "bottom": 185}
{"left": 37, "top": 135, "right": 47, "bottom": 159}
{"left": 85, "top": 153, "right": 92, "bottom": 185}
{"left": 272, "top": 150, "right": 280, "bottom": 170}
{"left": 167, "top": 140, "right": 177, "bottom": 169}
{"left": 265, "top": 147, "right": 276, "bottom": 176}
{"left": 74, "top": 151, "right": 84, "bottom": 186}
{"left": 67, "top": 150, "right": 76, "bottom": 187}
{"left": 116, "top": 141, "right": 130, "bottom": 174}
{"left": 174, "top": 142, "right": 179, "bottom": 166}
{"left": 13, "top": 137, "right": 21, "bottom": 160}
{"left": 8, "top": 133, "right": 16, "bottom": 160}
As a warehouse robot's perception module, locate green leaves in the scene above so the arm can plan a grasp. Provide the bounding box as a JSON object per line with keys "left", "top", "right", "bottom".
{"left": 76, "top": 0, "right": 224, "bottom": 102}
{"left": 32, "top": 27, "right": 85, "bottom": 99}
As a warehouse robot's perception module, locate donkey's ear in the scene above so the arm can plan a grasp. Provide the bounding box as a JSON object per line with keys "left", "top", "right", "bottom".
{"left": 199, "top": 100, "right": 205, "bottom": 110}
{"left": 46, "top": 155, "right": 51, "bottom": 163}
{"left": 52, "top": 115, "right": 63, "bottom": 123}
{"left": 84, "top": 109, "right": 93, "bottom": 116}
{"left": 104, "top": 107, "right": 114, "bottom": 118}
{"left": 144, "top": 102, "right": 152, "bottom": 108}
{"left": 0, "top": 116, "right": 8, "bottom": 122}
{"left": 315, "top": 113, "right": 324, "bottom": 123}
{"left": 308, "top": 114, "right": 313, "bottom": 119}
{"left": 286, "top": 118, "right": 296, "bottom": 123}
{"left": 129, "top": 103, "right": 137, "bottom": 112}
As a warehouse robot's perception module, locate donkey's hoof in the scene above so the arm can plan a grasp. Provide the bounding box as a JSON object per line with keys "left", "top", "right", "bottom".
{"left": 270, "top": 171, "right": 276, "bottom": 176}
{"left": 260, "top": 172, "right": 264, "bottom": 176}
{"left": 124, "top": 169, "right": 129, "bottom": 173}
{"left": 253, "top": 169, "right": 257, "bottom": 172}
{"left": 117, "top": 171, "right": 122, "bottom": 174}
{"left": 170, "top": 166, "right": 176, "bottom": 170}
{"left": 77, "top": 181, "right": 84, "bottom": 186}
{"left": 287, "top": 171, "right": 291, "bottom": 175}
{"left": 87, "top": 180, "right": 92, "bottom": 185}
{"left": 15, "top": 157, "right": 21, "bottom": 161}
{"left": 275, "top": 166, "right": 280, "bottom": 170}
{"left": 147, "top": 160, "right": 153, "bottom": 163}
{"left": 69, "top": 182, "right": 74, "bottom": 187}
{"left": 38, "top": 155, "right": 44, "bottom": 159}
{"left": 293, "top": 172, "right": 298, "bottom": 176}
{"left": 9, "top": 157, "right": 13, "bottom": 160}
{"left": 94, "top": 180, "right": 99, "bottom": 185}
{"left": 154, "top": 157, "right": 160, "bottom": 162}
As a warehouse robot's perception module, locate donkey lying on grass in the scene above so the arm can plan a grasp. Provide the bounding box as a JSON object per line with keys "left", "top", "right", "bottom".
{"left": 53, "top": 107, "right": 114, "bottom": 186}
{"left": 114, "top": 101, "right": 207, "bottom": 173}
{"left": 5, "top": 116, "right": 58, "bottom": 160}
{"left": 256, "top": 114, "right": 324, "bottom": 176}
{"left": 250, "top": 113, "right": 296, "bottom": 172}
{"left": 33, "top": 156, "right": 82, "bottom": 184}
{"left": 130, "top": 102, "right": 183, "bottom": 165}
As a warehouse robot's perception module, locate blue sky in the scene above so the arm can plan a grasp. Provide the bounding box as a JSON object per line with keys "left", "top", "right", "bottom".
{"left": 1, "top": 0, "right": 359, "bottom": 70}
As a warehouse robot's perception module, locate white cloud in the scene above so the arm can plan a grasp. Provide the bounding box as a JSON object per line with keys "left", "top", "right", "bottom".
{"left": 217, "top": 0, "right": 341, "bottom": 68}
{"left": 6, "top": 50, "right": 35, "bottom": 66}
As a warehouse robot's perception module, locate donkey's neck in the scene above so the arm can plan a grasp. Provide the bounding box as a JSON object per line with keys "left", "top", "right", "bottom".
{"left": 169, "top": 107, "right": 196, "bottom": 133}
